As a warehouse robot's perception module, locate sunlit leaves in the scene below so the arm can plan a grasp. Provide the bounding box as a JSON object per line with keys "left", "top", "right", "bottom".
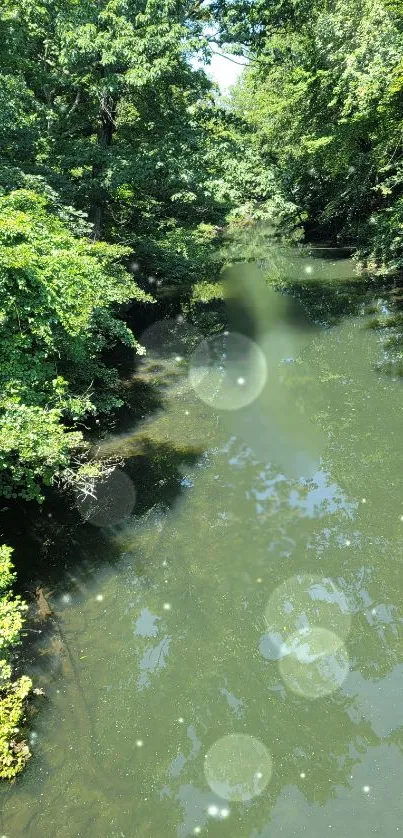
{"left": 0, "top": 189, "right": 149, "bottom": 500}
{"left": 225, "top": 0, "right": 403, "bottom": 272}
{"left": 0, "top": 545, "right": 31, "bottom": 779}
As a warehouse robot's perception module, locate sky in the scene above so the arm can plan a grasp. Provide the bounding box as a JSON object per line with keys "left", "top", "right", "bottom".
{"left": 191, "top": 46, "right": 248, "bottom": 93}
{"left": 206, "top": 49, "right": 248, "bottom": 92}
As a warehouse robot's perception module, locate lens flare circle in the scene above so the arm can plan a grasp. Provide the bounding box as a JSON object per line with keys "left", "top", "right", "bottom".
{"left": 189, "top": 332, "right": 267, "bottom": 411}
{"left": 140, "top": 318, "right": 201, "bottom": 361}
{"left": 75, "top": 468, "right": 136, "bottom": 527}
{"left": 264, "top": 573, "right": 351, "bottom": 651}
{"left": 279, "top": 627, "right": 349, "bottom": 699}
{"left": 204, "top": 734, "right": 272, "bottom": 802}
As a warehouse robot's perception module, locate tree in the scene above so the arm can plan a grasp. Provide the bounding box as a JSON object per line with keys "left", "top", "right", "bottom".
{"left": 223, "top": 0, "right": 403, "bottom": 274}
{"left": 0, "top": 188, "right": 149, "bottom": 500}
{"left": 0, "top": 0, "right": 225, "bottom": 278}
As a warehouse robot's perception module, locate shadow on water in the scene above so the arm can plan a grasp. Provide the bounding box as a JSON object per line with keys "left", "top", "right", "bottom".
{"left": 0, "top": 427, "right": 206, "bottom": 816}
{"left": 285, "top": 247, "right": 389, "bottom": 326}
{"left": 3, "top": 438, "right": 203, "bottom": 593}
{"left": 124, "top": 439, "right": 201, "bottom": 516}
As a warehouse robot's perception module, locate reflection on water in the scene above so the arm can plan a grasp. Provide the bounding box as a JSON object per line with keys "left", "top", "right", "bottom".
{"left": 2, "top": 249, "right": 403, "bottom": 836}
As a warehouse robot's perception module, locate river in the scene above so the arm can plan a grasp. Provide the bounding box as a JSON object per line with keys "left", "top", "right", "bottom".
{"left": 1, "top": 246, "right": 403, "bottom": 836}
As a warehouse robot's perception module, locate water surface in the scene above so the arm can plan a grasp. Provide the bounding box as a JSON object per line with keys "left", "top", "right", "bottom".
{"left": 2, "top": 250, "right": 403, "bottom": 837}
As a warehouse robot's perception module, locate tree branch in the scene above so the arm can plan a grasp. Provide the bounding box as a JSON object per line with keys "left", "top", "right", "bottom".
{"left": 65, "top": 89, "right": 81, "bottom": 121}
{"left": 209, "top": 48, "right": 250, "bottom": 67}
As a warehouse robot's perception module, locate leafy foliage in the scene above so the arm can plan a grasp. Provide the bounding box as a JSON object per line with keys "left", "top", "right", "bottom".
{"left": 224, "top": 0, "right": 403, "bottom": 274}
{"left": 0, "top": 189, "right": 148, "bottom": 500}
{"left": 0, "top": 0, "right": 226, "bottom": 270}
{"left": 0, "top": 545, "right": 32, "bottom": 780}
{"left": 0, "top": 0, "right": 244, "bottom": 506}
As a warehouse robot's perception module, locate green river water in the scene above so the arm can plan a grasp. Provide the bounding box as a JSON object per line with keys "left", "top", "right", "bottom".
{"left": 1, "top": 248, "right": 403, "bottom": 836}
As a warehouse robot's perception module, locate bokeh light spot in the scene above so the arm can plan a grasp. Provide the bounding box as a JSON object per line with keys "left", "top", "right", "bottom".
{"left": 75, "top": 469, "right": 136, "bottom": 528}
{"left": 190, "top": 332, "right": 267, "bottom": 411}
{"left": 264, "top": 573, "right": 351, "bottom": 650}
{"left": 61, "top": 593, "right": 72, "bottom": 605}
{"left": 204, "top": 734, "right": 272, "bottom": 802}
{"left": 140, "top": 318, "right": 201, "bottom": 362}
{"left": 279, "top": 627, "right": 349, "bottom": 699}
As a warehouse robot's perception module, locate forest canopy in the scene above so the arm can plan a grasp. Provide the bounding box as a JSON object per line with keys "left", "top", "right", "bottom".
{"left": 220, "top": 0, "right": 403, "bottom": 273}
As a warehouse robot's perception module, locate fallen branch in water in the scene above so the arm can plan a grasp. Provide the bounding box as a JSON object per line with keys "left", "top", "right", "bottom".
{"left": 56, "top": 453, "right": 123, "bottom": 503}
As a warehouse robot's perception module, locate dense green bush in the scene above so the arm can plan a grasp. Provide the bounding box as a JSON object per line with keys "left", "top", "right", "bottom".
{"left": 0, "top": 189, "right": 149, "bottom": 501}
{"left": 0, "top": 545, "right": 32, "bottom": 780}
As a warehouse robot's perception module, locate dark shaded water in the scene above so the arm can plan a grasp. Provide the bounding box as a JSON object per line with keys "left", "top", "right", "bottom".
{"left": 2, "top": 249, "right": 403, "bottom": 836}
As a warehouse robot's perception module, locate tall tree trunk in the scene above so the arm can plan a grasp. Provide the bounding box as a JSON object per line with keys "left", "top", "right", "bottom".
{"left": 92, "top": 94, "right": 116, "bottom": 241}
